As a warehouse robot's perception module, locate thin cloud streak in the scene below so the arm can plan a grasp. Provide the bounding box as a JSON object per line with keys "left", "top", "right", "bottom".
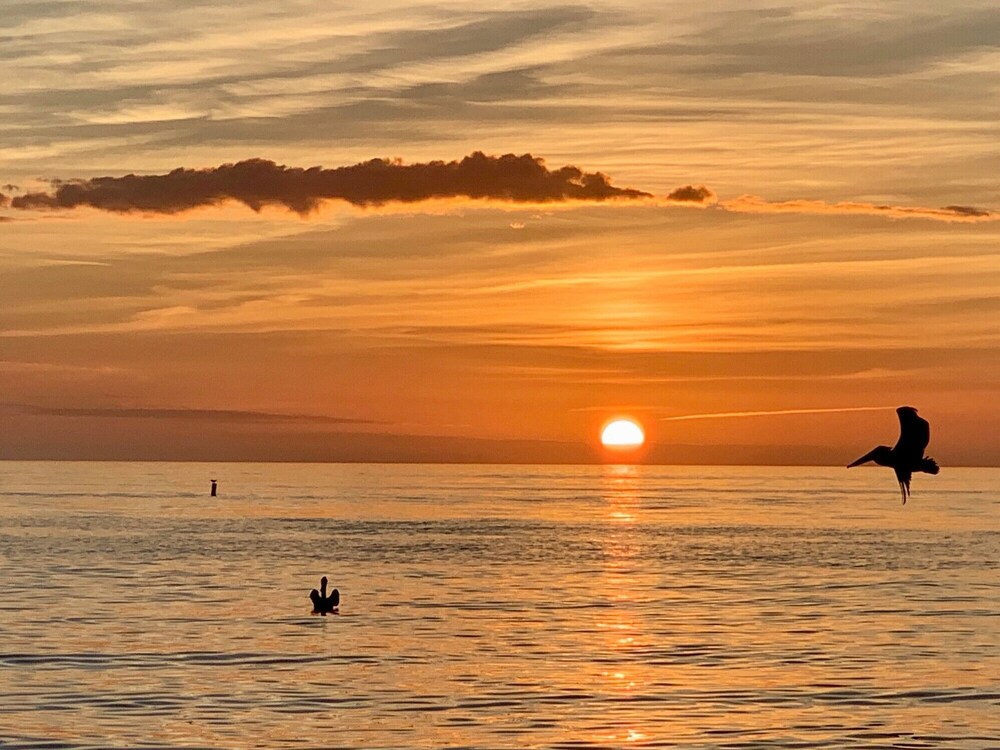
{"left": 11, "top": 404, "right": 382, "bottom": 425}
{"left": 5, "top": 152, "right": 650, "bottom": 215}
{"left": 661, "top": 406, "right": 896, "bottom": 421}
{"left": 718, "top": 195, "right": 997, "bottom": 223}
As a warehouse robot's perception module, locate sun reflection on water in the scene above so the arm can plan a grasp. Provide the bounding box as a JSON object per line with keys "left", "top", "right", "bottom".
{"left": 602, "top": 463, "right": 641, "bottom": 523}
{"left": 594, "top": 463, "right": 653, "bottom": 744}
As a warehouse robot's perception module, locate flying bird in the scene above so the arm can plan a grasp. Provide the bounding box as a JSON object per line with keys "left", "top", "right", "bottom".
{"left": 847, "top": 406, "right": 939, "bottom": 503}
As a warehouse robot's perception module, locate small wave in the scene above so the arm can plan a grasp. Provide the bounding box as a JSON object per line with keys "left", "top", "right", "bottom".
{"left": 0, "top": 651, "right": 379, "bottom": 669}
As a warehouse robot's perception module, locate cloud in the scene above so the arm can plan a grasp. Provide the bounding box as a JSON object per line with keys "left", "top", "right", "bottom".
{"left": 6, "top": 154, "right": 995, "bottom": 225}
{"left": 13, "top": 404, "right": 382, "bottom": 425}
{"left": 8, "top": 152, "right": 650, "bottom": 215}
{"left": 665, "top": 184, "right": 715, "bottom": 204}
{"left": 718, "top": 195, "right": 996, "bottom": 223}
{"left": 657, "top": 185, "right": 995, "bottom": 223}
{"left": 942, "top": 205, "right": 992, "bottom": 218}
{"left": 651, "top": 7, "right": 1000, "bottom": 79}
{"left": 661, "top": 405, "right": 895, "bottom": 422}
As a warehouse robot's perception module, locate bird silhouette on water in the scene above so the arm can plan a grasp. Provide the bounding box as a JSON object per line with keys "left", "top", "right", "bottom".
{"left": 847, "top": 406, "right": 939, "bottom": 503}
{"left": 309, "top": 576, "right": 340, "bottom": 614}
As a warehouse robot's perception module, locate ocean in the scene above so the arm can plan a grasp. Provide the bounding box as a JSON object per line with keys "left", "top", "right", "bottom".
{"left": 0, "top": 462, "right": 997, "bottom": 749}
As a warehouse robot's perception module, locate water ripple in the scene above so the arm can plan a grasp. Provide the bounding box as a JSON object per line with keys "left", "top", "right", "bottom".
{"left": 0, "top": 463, "right": 997, "bottom": 749}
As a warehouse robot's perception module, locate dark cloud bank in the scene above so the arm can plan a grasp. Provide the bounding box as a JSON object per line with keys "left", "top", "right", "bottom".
{"left": 5, "top": 152, "right": 650, "bottom": 215}
{"left": 3, "top": 153, "right": 992, "bottom": 223}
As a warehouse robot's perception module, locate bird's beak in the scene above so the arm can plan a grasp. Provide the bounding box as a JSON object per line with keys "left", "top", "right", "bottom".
{"left": 847, "top": 449, "right": 878, "bottom": 468}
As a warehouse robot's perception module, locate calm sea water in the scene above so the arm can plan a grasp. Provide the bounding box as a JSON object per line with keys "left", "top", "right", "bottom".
{"left": 0, "top": 462, "right": 997, "bottom": 749}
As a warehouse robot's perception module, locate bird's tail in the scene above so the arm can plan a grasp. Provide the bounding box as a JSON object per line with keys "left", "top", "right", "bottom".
{"left": 920, "top": 456, "right": 940, "bottom": 475}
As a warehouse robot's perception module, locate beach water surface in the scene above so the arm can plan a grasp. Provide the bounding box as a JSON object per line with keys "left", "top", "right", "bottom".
{"left": 0, "top": 462, "right": 997, "bottom": 749}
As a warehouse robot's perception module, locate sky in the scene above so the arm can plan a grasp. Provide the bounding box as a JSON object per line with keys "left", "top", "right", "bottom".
{"left": 1, "top": 0, "right": 998, "bottom": 464}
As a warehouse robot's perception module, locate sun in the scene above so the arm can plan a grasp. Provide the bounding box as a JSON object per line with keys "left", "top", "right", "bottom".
{"left": 600, "top": 419, "right": 645, "bottom": 449}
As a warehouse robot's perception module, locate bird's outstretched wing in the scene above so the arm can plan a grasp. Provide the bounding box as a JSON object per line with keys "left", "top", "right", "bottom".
{"left": 894, "top": 406, "right": 929, "bottom": 465}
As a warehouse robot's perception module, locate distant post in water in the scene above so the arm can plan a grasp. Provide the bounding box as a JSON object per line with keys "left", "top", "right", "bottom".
{"left": 210, "top": 479, "right": 217, "bottom": 497}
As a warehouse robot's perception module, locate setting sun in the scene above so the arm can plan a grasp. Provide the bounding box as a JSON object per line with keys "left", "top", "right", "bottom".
{"left": 600, "top": 419, "right": 645, "bottom": 449}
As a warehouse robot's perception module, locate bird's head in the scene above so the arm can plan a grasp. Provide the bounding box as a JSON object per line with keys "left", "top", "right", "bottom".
{"left": 896, "top": 406, "right": 918, "bottom": 416}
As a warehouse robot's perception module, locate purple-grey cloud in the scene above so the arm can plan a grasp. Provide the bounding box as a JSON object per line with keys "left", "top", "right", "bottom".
{"left": 942, "top": 204, "right": 992, "bottom": 217}
{"left": 5, "top": 154, "right": 993, "bottom": 224}
{"left": 665, "top": 184, "right": 716, "bottom": 203}
{"left": 8, "top": 152, "right": 651, "bottom": 215}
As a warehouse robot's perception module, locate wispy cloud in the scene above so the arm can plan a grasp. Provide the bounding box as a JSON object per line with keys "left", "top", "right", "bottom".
{"left": 661, "top": 406, "right": 895, "bottom": 421}
{"left": 668, "top": 6, "right": 1000, "bottom": 78}
{"left": 11, "top": 404, "right": 382, "bottom": 425}
{"left": 5, "top": 152, "right": 649, "bottom": 215}
{"left": 718, "top": 195, "right": 997, "bottom": 223}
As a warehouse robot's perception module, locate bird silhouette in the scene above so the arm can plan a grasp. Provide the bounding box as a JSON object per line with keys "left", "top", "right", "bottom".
{"left": 847, "top": 406, "right": 939, "bottom": 503}
{"left": 309, "top": 576, "right": 340, "bottom": 614}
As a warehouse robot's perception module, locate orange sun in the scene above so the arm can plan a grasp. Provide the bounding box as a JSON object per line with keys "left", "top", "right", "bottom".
{"left": 600, "top": 419, "right": 645, "bottom": 449}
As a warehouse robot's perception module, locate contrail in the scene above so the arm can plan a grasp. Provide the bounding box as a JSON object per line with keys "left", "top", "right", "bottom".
{"left": 661, "top": 406, "right": 894, "bottom": 421}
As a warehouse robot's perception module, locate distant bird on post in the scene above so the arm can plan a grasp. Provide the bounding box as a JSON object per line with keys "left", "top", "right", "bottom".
{"left": 847, "top": 406, "right": 939, "bottom": 503}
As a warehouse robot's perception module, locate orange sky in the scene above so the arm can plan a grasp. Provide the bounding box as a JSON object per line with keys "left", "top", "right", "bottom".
{"left": 1, "top": 2, "right": 998, "bottom": 464}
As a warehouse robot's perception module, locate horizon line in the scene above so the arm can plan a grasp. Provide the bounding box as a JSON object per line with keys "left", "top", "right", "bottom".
{"left": 0, "top": 458, "right": 995, "bottom": 468}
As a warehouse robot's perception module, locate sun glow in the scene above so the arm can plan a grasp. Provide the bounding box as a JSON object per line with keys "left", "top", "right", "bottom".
{"left": 600, "top": 419, "right": 645, "bottom": 449}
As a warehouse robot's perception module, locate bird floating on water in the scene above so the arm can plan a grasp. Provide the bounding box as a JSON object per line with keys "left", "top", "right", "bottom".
{"left": 847, "top": 406, "right": 939, "bottom": 504}
{"left": 309, "top": 576, "right": 340, "bottom": 614}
